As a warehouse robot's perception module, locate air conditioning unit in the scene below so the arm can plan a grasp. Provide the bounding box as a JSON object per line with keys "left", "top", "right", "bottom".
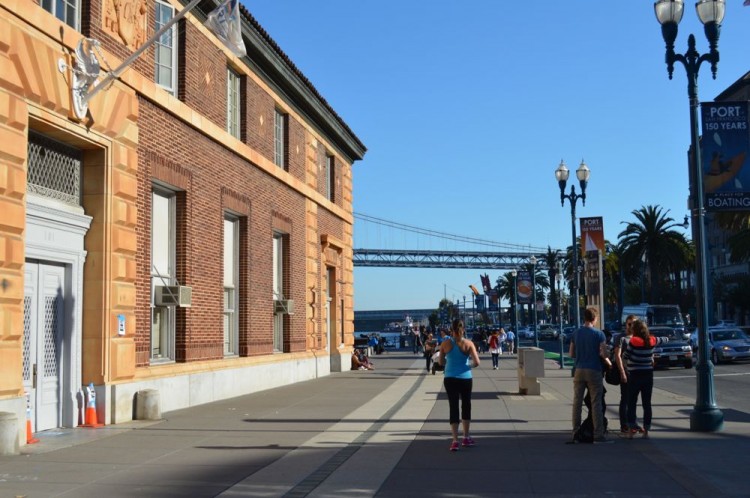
{"left": 154, "top": 286, "right": 192, "bottom": 307}
{"left": 274, "top": 299, "right": 294, "bottom": 315}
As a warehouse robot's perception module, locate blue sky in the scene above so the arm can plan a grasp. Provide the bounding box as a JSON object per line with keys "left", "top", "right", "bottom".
{"left": 246, "top": 1, "right": 750, "bottom": 311}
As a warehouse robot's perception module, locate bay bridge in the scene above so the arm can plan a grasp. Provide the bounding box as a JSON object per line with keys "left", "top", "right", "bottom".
{"left": 353, "top": 213, "right": 555, "bottom": 269}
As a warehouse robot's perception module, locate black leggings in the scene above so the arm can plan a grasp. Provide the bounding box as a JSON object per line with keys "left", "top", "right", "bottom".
{"left": 444, "top": 377, "right": 473, "bottom": 424}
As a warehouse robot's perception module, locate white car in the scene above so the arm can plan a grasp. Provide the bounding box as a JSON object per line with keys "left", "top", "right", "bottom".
{"left": 517, "top": 327, "right": 534, "bottom": 339}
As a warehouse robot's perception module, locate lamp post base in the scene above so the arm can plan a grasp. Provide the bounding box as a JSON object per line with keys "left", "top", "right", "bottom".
{"left": 689, "top": 407, "right": 723, "bottom": 432}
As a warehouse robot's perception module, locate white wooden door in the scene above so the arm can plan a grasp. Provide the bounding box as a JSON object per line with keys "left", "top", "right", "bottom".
{"left": 23, "top": 262, "right": 65, "bottom": 431}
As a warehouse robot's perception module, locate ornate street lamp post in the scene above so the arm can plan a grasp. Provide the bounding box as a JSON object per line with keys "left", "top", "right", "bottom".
{"left": 654, "top": 0, "right": 724, "bottom": 432}
{"left": 555, "top": 159, "right": 590, "bottom": 330}
{"left": 511, "top": 269, "right": 519, "bottom": 353}
{"left": 556, "top": 262, "right": 564, "bottom": 369}
{"left": 530, "top": 255, "right": 538, "bottom": 347}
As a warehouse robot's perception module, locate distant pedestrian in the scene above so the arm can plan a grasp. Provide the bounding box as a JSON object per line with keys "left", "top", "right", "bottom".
{"left": 505, "top": 329, "right": 515, "bottom": 355}
{"left": 488, "top": 329, "right": 503, "bottom": 370}
{"left": 412, "top": 327, "right": 422, "bottom": 354}
{"left": 424, "top": 333, "right": 437, "bottom": 372}
{"left": 622, "top": 319, "right": 669, "bottom": 439}
{"left": 438, "top": 319, "right": 480, "bottom": 452}
{"left": 570, "top": 307, "right": 612, "bottom": 444}
{"left": 437, "top": 328, "right": 449, "bottom": 345}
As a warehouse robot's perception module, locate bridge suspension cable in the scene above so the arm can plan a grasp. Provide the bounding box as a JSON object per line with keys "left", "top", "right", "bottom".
{"left": 353, "top": 212, "right": 551, "bottom": 253}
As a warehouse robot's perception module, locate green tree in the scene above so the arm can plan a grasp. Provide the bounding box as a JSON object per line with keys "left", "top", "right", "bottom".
{"left": 541, "top": 247, "right": 563, "bottom": 323}
{"left": 618, "top": 205, "right": 690, "bottom": 304}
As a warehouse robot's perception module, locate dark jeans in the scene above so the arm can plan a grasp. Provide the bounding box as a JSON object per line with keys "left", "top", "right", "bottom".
{"left": 444, "top": 377, "right": 473, "bottom": 424}
{"left": 425, "top": 351, "right": 433, "bottom": 371}
{"left": 491, "top": 353, "right": 500, "bottom": 368}
{"left": 626, "top": 369, "right": 654, "bottom": 430}
{"left": 618, "top": 381, "right": 628, "bottom": 429}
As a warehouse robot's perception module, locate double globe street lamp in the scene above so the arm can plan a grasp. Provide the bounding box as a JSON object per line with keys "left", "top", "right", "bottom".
{"left": 530, "top": 255, "right": 538, "bottom": 347}
{"left": 654, "top": 0, "right": 725, "bottom": 432}
{"left": 555, "top": 159, "right": 590, "bottom": 330}
{"left": 510, "top": 269, "right": 519, "bottom": 353}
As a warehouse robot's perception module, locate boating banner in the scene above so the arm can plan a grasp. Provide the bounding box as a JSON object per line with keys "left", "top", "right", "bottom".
{"left": 701, "top": 101, "right": 750, "bottom": 211}
{"left": 579, "top": 217, "right": 605, "bottom": 257}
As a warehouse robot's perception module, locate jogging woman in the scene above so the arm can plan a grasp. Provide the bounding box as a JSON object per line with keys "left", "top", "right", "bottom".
{"left": 438, "top": 319, "right": 481, "bottom": 451}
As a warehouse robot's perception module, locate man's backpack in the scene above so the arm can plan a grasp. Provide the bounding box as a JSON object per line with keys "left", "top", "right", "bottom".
{"left": 572, "top": 389, "right": 608, "bottom": 443}
{"left": 573, "top": 416, "right": 595, "bottom": 443}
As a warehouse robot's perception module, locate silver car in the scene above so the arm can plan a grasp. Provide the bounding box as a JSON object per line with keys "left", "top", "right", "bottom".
{"left": 691, "top": 327, "right": 750, "bottom": 364}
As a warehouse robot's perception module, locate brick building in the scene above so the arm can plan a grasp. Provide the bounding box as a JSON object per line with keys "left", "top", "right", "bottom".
{"left": 0, "top": 0, "right": 365, "bottom": 446}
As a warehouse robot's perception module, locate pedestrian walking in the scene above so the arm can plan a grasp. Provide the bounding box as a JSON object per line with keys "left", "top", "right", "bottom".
{"left": 505, "top": 329, "right": 515, "bottom": 355}
{"left": 438, "top": 319, "right": 480, "bottom": 452}
{"left": 488, "top": 329, "right": 503, "bottom": 369}
{"left": 622, "top": 319, "right": 669, "bottom": 439}
{"left": 424, "top": 333, "right": 437, "bottom": 372}
{"left": 412, "top": 327, "right": 422, "bottom": 355}
{"left": 570, "top": 307, "right": 613, "bottom": 444}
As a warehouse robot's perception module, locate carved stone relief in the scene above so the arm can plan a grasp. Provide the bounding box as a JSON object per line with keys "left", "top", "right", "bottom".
{"left": 103, "top": 0, "right": 148, "bottom": 51}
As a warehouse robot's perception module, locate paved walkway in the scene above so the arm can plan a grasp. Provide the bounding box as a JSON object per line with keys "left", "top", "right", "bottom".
{"left": 1, "top": 351, "right": 747, "bottom": 497}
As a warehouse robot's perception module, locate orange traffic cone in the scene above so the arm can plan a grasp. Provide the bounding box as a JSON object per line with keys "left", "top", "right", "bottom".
{"left": 26, "top": 408, "right": 39, "bottom": 444}
{"left": 80, "top": 383, "right": 103, "bottom": 428}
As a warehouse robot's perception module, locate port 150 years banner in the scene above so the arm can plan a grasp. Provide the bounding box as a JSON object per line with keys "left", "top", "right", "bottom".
{"left": 701, "top": 101, "right": 750, "bottom": 211}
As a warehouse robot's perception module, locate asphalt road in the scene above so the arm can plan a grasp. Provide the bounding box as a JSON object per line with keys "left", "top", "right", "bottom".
{"left": 654, "top": 359, "right": 750, "bottom": 415}
{"left": 530, "top": 337, "right": 750, "bottom": 417}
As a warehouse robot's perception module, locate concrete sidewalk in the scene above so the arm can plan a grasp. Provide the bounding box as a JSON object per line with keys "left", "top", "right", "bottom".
{"left": 1, "top": 351, "right": 747, "bottom": 497}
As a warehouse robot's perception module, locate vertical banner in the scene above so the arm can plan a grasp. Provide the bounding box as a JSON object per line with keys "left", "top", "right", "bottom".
{"left": 701, "top": 101, "right": 750, "bottom": 211}
{"left": 580, "top": 217, "right": 605, "bottom": 256}
{"left": 584, "top": 250, "right": 605, "bottom": 325}
{"left": 580, "top": 217, "right": 606, "bottom": 324}
{"left": 516, "top": 270, "right": 532, "bottom": 305}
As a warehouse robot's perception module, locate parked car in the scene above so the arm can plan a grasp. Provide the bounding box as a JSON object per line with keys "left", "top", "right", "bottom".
{"left": 517, "top": 327, "right": 534, "bottom": 339}
{"left": 690, "top": 327, "right": 750, "bottom": 364}
{"left": 649, "top": 327, "right": 693, "bottom": 369}
{"left": 714, "top": 320, "right": 736, "bottom": 327}
{"left": 538, "top": 325, "right": 560, "bottom": 341}
{"left": 562, "top": 326, "right": 576, "bottom": 344}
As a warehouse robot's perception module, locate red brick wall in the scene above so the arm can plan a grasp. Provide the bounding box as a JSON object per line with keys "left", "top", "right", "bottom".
{"left": 179, "top": 19, "right": 226, "bottom": 128}
{"left": 135, "top": 98, "right": 308, "bottom": 366}
{"left": 244, "top": 77, "right": 274, "bottom": 161}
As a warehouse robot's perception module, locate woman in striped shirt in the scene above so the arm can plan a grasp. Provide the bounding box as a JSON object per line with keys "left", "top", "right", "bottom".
{"left": 623, "top": 319, "right": 669, "bottom": 439}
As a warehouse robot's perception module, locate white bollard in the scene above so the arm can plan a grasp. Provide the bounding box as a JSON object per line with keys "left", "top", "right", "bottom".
{"left": 135, "top": 389, "right": 161, "bottom": 420}
{"left": 0, "top": 412, "right": 19, "bottom": 456}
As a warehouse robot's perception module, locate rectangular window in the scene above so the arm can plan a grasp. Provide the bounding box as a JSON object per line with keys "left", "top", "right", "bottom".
{"left": 325, "top": 155, "right": 335, "bottom": 202}
{"left": 223, "top": 215, "right": 239, "bottom": 356}
{"left": 151, "top": 187, "right": 176, "bottom": 362}
{"left": 41, "top": 0, "right": 79, "bottom": 30}
{"left": 227, "top": 68, "right": 241, "bottom": 139}
{"left": 272, "top": 232, "right": 285, "bottom": 352}
{"left": 155, "top": 0, "right": 178, "bottom": 95}
{"left": 274, "top": 109, "right": 287, "bottom": 168}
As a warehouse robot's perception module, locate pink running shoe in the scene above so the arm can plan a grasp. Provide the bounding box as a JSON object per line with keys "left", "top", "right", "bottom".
{"left": 462, "top": 437, "right": 475, "bottom": 447}
{"left": 449, "top": 441, "right": 460, "bottom": 452}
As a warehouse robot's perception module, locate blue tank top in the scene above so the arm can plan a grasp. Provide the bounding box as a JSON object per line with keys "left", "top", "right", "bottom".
{"left": 445, "top": 338, "right": 472, "bottom": 379}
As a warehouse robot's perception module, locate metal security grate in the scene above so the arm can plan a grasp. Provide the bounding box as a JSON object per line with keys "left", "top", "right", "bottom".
{"left": 23, "top": 296, "right": 31, "bottom": 382}
{"left": 27, "top": 131, "right": 82, "bottom": 206}
{"left": 43, "top": 296, "right": 59, "bottom": 377}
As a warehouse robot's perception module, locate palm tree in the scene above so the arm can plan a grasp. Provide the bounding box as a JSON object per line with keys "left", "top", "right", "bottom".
{"left": 520, "top": 261, "right": 549, "bottom": 327}
{"left": 618, "top": 205, "right": 690, "bottom": 304}
{"left": 541, "top": 247, "right": 562, "bottom": 323}
{"left": 497, "top": 271, "right": 518, "bottom": 329}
